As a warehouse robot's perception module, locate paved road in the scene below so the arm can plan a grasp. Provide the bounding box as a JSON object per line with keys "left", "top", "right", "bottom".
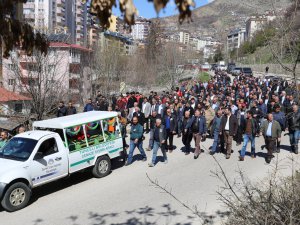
{"left": 0, "top": 132, "right": 298, "bottom": 225}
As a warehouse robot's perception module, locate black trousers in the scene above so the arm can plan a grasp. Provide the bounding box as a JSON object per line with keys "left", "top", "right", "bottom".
{"left": 235, "top": 126, "right": 243, "bottom": 144}
{"left": 144, "top": 117, "right": 150, "bottom": 132}
{"left": 265, "top": 137, "right": 276, "bottom": 158}
{"left": 182, "top": 131, "right": 193, "bottom": 153}
{"left": 166, "top": 129, "right": 174, "bottom": 150}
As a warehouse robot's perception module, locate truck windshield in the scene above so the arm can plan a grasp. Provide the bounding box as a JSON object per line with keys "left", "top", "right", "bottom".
{"left": 0, "top": 138, "right": 38, "bottom": 161}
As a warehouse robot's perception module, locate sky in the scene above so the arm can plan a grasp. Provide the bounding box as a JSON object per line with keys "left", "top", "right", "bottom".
{"left": 113, "top": 0, "right": 211, "bottom": 19}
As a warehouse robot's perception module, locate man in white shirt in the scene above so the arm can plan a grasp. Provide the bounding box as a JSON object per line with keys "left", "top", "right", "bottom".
{"left": 221, "top": 107, "right": 238, "bottom": 159}
{"left": 142, "top": 98, "right": 151, "bottom": 133}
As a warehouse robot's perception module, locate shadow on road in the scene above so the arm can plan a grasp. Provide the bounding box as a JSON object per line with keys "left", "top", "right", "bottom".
{"left": 30, "top": 203, "right": 230, "bottom": 225}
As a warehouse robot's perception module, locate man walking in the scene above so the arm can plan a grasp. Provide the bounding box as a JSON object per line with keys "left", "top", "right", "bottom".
{"left": 66, "top": 101, "right": 77, "bottom": 115}
{"left": 125, "top": 116, "right": 147, "bottom": 166}
{"left": 148, "top": 118, "right": 168, "bottom": 167}
{"left": 57, "top": 101, "right": 67, "bottom": 117}
{"left": 209, "top": 110, "right": 223, "bottom": 155}
{"left": 272, "top": 104, "right": 286, "bottom": 153}
{"left": 163, "top": 108, "right": 177, "bottom": 152}
{"left": 182, "top": 110, "right": 193, "bottom": 155}
{"left": 83, "top": 98, "right": 94, "bottom": 112}
{"left": 287, "top": 104, "right": 300, "bottom": 154}
{"left": 146, "top": 111, "right": 160, "bottom": 151}
{"left": 187, "top": 109, "right": 207, "bottom": 159}
{"left": 220, "top": 107, "right": 238, "bottom": 159}
{"left": 142, "top": 98, "right": 151, "bottom": 133}
{"left": 239, "top": 111, "right": 259, "bottom": 161}
{"left": 260, "top": 114, "right": 282, "bottom": 164}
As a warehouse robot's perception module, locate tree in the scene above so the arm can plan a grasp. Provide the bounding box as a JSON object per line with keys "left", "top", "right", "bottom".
{"left": 5, "top": 49, "right": 69, "bottom": 120}
{"left": 213, "top": 47, "right": 224, "bottom": 63}
{"left": 0, "top": 0, "right": 48, "bottom": 58}
{"left": 264, "top": 0, "right": 300, "bottom": 96}
{"left": 89, "top": 0, "right": 196, "bottom": 28}
{"left": 157, "top": 42, "right": 185, "bottom": 90}
{"left": 89, "top": 42, "right": 126, "bottom": 99}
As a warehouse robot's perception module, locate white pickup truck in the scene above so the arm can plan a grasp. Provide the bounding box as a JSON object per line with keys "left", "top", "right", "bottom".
{"left": 0, "top": 111, "right": 124, "bottom": 212}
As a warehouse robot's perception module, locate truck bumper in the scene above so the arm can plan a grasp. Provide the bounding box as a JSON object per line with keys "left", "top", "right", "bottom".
{"left": 0, "top": 183, "right": 7, "bottom": 200}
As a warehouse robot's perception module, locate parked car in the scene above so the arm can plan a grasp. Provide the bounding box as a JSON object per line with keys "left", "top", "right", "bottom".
{"left": 218, "top": 65, "right": 227, "bottom": 71}
{"left": 201, "top": 64, "right": 211, "bottom": 71}
{"left": 210, "top": 64, "right": 218, "bottom": 71}
{"left": 232, "top": 67, "right": 242, "bottom": 76}
{"left": 241, "top": 67, "right": 253, "bottom": 76}
{"left": 227, "top": 63, "right": 236, "bottom": 73}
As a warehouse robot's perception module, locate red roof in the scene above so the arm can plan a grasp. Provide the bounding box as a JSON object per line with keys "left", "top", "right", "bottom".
{"left": 0, "top": 88, "right": 32, "bottom": 102}
{"left": 49, "top": 42, "right": 91, "bottom": 52}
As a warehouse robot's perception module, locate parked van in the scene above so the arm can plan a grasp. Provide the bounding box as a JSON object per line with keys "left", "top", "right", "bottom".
{"left": 0, "top": 111, "right": 124, "bottom": 212}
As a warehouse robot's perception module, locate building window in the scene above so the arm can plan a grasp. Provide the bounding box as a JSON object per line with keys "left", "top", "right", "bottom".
{"left": 14, "top": 103, "right": 23, "bottom": 113}
{"left": 8, "top": 79, "right": 16, "bottom": 86}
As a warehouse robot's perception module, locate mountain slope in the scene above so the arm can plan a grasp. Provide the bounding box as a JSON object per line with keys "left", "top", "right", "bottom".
{"left": 155, "top": 0, "right": 291, "bottom": 38}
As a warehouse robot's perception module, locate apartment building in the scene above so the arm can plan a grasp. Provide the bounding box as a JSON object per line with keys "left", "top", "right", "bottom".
{"left": 98, "top": 31, "right": 136, "bottom": 55}
{"left": 2, "top": 43, "right": 91, "bottom": 105}
{"left": 23, "top": 0, "right": 88, "bottom": 46}
{"left": 130, "top": 17, "right": 151, "bottom": 41}
{"left": 227, "top": 28, "right": 246, "bottom": 51}
{"left": 179, "top": 31, "right": 190, "bottom": 45}
{"left": 245, "top": 12, "right": 276, "bottom": 40}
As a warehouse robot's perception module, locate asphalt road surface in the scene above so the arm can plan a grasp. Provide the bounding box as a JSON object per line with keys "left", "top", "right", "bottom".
{"left": 0, "top": 132, "right": 298, "bottom": 225}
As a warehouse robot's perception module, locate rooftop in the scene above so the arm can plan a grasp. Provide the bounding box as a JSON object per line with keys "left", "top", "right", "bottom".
{"left": 0, "top": 87, "right": 32, "bottom": 102}
{"left": 49, "top": 42, "right": 91, "bottom": 52}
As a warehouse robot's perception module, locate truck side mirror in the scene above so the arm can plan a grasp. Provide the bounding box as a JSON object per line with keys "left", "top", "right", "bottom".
{"left": 34, "top": 152, "right": 44, "bottom": 160}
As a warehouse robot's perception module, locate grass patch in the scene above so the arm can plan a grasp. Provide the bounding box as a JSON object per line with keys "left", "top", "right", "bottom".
{"left": 198, "top": 72, "right": 211, "bottom": 82}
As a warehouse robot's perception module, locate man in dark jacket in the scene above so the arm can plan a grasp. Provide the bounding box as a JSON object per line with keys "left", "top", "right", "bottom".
{"left": 239, "top": 111, "right": 259, "bottom": 161}
{"left": 127, "top": 92, "right": 137, "bottom": 109}
{"left": 83, "top": 98, "right": 94, "bottom": 112}
{"left": 125, "top": 116, "right": 147, "bottom": 166}
{"left": 220, "top": 107, "right": 238, "bottom": 159}
{"left": 186, "top": 109, "right": 207, "bottom": 159}
{"left": 148, "top": 118, "right": 168, "bottom": 167}
{"left": 209, "top": 110, "right": 223, "bottom": 155}
{"left": 162, "top": 108, "right": 177, "bottom": 152}
{"left": 182, "top": 110, "right": 193, "bottom": 155}
{"left": 57, "top": 101, "right": 67, "bottom": 117}
{"left": 132, "top": 107, "right": 145, "bottom": 126}
{"left": 287, "top": 104, "right": 300, "bottom": 154}
{"left": 272, "top": 104, "right": 286, "bottom": 153}
{"left": 66, "top": 101, "right": 77, "bottom": 115}
{"left": 146, "top": 111, "right": 161, "bottom": 151}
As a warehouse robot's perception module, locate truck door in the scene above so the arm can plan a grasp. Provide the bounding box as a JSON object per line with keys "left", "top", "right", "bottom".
{"left": 29, "top": 136, "right": 68, "bottom": 186}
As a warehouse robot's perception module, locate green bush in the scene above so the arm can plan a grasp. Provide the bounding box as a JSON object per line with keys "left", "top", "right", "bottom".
{"left": 198, "top": 72, "right": 211, "bottom": 82}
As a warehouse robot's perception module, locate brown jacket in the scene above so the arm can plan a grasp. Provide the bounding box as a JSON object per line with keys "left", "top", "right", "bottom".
{"left": 221, "top": 114, "right": 238, "bottom": 136}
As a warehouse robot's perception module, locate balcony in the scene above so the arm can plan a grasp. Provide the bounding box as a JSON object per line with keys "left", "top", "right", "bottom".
{"left": 69, "top": 56, "right": 81, "bottom": 64}
{"left": 69, "top": 73, "right": 80, "bottom": 79}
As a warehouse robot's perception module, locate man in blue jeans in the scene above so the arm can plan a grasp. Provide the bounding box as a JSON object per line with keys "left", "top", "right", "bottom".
{"left": 287, "top": 104, "right": 300, "bottom": 154}
{"left": 125, "top": 116, "right": 147, "bottom": 166}
{"left": 239, "top": 111, "right": 259, "bottom": 161}
{"left": 209, "top": 110, "right": 223, "bottom": 155}
{"left": 148, "top": 118, "right": 168, "bottom": 167}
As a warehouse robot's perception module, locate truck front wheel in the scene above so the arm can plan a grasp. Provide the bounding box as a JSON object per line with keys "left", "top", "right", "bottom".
{"left": 1, "top": 182, "right": 31, "bottom": 212}
{"left": 92, "top": 156, "right": 111, "bottom": 178}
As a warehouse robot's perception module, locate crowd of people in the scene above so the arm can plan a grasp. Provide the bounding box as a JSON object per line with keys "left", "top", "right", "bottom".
{"left": 3, "top": 69, "right": 299, "bottom": 166}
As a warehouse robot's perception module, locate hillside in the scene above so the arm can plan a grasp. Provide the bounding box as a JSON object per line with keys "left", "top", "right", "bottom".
{"left": 154, "top": 0, "right": 291, "bottom": 39}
